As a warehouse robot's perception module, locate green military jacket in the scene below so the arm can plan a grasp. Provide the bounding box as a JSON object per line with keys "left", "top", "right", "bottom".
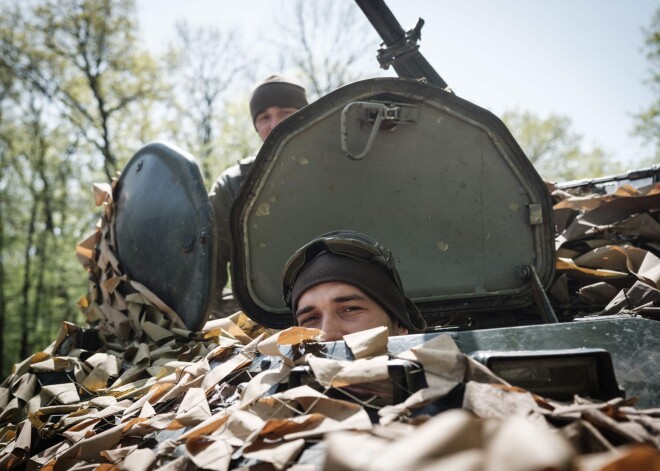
{"left": 208, "top": 156, "right": 255, "bottom": 316}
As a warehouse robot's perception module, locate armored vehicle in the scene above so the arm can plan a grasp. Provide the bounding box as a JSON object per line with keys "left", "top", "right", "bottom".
{"left": 111, "top": 0, "right": 659, "bottom": 420}
{"left": 225, "top": 0, "right": 659, "bottom": 406}
{"left": 106, "top": 0, "right": 660, "bottom": 415}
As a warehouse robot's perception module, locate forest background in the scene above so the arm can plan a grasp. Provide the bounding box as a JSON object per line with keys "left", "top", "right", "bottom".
{"left": 1, "top": 0, "right": 658, "bottom": 376}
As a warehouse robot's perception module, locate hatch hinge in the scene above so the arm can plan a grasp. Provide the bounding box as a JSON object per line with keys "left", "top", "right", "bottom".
{"left": 521, "top": 264, "right": 559, "bottom": 324}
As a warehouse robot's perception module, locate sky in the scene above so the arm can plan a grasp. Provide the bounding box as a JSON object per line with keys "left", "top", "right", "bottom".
{"left": 137, "top": 0, "right": 659, "bottom": 169}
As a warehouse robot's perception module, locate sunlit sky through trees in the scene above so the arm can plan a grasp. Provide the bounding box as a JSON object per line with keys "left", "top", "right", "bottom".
{"left": 138, "top": 0, "right": 658, "bottom": 168}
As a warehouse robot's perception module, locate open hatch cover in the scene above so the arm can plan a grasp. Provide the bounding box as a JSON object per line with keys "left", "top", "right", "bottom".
{"left": 114, "top": 142, "right": 216, "bottom": 331}
{"left": 231, "top": 78, "right": 555, "bottom": 329}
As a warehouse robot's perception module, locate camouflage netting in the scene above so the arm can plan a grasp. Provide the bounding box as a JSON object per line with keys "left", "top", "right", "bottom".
{"left": 0, "top": 180, "right": 659, "bottom": 470}
{"left": 549, "top": 182, "right": 660, "bottom": 319}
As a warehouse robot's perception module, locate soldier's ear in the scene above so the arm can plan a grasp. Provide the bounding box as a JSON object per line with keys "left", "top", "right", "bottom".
{"left": 394, "top": 322, "right": 408, "bottom": 336}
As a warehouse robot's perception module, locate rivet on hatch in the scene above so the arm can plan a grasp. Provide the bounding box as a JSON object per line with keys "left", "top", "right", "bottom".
{"left": 436, "top": 240, "right": 449, "bottom": 252}
{"left": 256, "top": 203, "right": 270, "bottom": 217}
{"left": 182, "top": 236, "right": 195, "bottom": 253}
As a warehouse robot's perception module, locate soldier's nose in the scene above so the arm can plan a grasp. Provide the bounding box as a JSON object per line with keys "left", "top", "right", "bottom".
{"left": 320, "top": 315, "right": 343, "bottom": 342}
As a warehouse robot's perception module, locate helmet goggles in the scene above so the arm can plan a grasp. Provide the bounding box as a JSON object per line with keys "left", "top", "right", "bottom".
{"left": 282, "top": 230, "right": 404, "bottom": 307}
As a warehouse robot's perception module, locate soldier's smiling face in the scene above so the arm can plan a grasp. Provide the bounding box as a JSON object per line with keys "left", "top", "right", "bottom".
{"left": 294, "top": 281, "right": 408, "bottom": 341}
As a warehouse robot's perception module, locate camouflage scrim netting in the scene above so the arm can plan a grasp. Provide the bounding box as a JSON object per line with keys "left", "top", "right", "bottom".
{"left": 0, "top": 179, "right": 659, "bottom": 470}
{"left": 548, "top": 182, "right": 660, "bottom": 319}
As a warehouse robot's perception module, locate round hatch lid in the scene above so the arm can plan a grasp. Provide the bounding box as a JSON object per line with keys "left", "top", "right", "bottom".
{"left": 114, "top": 142, "right": 216, "bottom": 331}
{"left": 231, "top": 78, "right": 555, "bottom": 329}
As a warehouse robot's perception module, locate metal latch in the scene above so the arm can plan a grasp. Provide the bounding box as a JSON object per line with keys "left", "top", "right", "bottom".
{"left": 528, "top": 203, "right": 543, "bottom": 225}
{"left": 340, "top": 101, "right": 418, "bottom": 160}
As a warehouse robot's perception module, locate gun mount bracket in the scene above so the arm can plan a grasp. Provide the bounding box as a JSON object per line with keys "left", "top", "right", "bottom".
{"left": 377, "top": 18, "right": 425, "bottom": 70}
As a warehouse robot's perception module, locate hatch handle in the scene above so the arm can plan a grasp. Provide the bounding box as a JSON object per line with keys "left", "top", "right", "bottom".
{"left": 341, "top": 102, "right": 396, "bottom": 160}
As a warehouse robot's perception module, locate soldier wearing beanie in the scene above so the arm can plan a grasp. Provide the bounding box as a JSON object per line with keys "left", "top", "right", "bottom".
{"left": 250, "top": 75, "right": 308, "bottom": 140}
{"left": 282, "top": 231, "right": 427, "bottom": 341}
{"left": 209, "top": 74, "right": 308, "bottom": 317}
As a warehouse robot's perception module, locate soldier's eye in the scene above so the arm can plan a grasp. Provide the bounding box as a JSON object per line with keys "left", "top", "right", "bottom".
{"left": 299, "top": 315, "right": 319, "bottom": 326}
{"left": 342, "top": 306, "right": 363, "bottom": 314}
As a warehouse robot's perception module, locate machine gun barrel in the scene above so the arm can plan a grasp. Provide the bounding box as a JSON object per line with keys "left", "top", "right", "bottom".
{"left": 355, "top": 0, "right": 448, "bottom": 89}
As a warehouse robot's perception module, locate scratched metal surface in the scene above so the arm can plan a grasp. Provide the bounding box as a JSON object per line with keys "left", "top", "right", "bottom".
{"left": 300, "top": 316, "right": 659, "bottom": 408}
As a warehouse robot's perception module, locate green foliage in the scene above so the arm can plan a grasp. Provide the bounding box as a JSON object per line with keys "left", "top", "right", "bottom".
{"left": 633, "top": 8, "right": 660, "bottom": 161}
{"left": 501, "top": 110, "right": 622, "bottom": 182}
{"left": 211, "top": 96, "right": 262, "bottom": 179}
{"left": 0, "top": 0, "right": 162, "bottom": 376}
{"left": 1, "top": 0, "right": 166, "bottom": 181}
{"left": 0, "top": 98, "right": 88, "bottom": 375}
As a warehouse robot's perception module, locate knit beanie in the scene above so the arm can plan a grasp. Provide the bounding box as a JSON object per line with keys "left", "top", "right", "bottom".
{"left": 249, "top": 74, "right": 308, "bottom": 126}
{"left": 290, "top": 252, "right": 426, "bottom": 333}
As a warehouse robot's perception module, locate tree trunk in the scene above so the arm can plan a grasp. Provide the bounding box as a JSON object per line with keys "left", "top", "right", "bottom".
{"left": 31, "top": 226, "right": 48, "bottom": 346}
{"left": 19, "top": 199, "right": 38, "bottom": 360}
{"left": 0, "top": 193, "right": 6, "bottom": 373}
